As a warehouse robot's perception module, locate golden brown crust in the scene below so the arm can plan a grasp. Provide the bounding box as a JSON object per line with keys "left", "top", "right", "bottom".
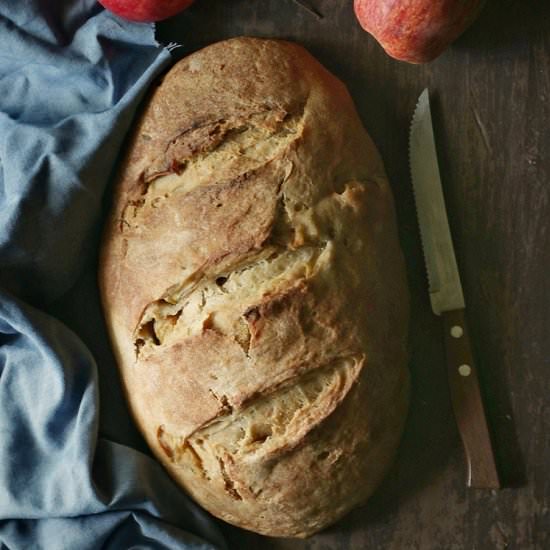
{"left": 99, "top": 37, "right": 409, "bottom": 538}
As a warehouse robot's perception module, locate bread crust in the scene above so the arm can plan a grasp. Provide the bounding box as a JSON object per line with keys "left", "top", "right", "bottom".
{"left": 99, "top": 37, "right": 409, "bottom": 538}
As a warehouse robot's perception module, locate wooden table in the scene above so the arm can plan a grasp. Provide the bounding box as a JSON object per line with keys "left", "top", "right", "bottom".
{"left": 156, "top": 1, "right": 550, "bottom": 548}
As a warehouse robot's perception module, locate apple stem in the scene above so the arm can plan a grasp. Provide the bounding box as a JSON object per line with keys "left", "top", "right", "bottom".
{"left": 291, "top": 0, "right": 323, "bottom": 20}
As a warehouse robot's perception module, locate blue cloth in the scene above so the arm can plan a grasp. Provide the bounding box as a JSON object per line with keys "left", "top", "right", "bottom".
{"left": 0, "top": 2, "right": 226, "bottom": 549}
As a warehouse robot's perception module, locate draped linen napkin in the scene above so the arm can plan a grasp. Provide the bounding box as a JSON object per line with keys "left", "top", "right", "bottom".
{"left": 0, "top": 2, "right": 226, "bottom": 548}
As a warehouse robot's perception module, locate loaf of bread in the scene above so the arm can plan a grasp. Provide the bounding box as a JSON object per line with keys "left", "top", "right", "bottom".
{"left": 99, "top": 37, "right": 409, "bottom": 538}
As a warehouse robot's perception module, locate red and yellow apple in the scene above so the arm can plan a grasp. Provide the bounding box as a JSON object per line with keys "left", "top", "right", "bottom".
{"left": 99, "top": 0, "right": 194, "bottom": 22}
{"left": 354, "top": 0, "right": 485, "bottom": 63}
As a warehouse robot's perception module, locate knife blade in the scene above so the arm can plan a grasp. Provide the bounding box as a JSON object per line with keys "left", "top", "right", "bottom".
{"left": 409, "top": 89, "right": 500, "bottom": 489}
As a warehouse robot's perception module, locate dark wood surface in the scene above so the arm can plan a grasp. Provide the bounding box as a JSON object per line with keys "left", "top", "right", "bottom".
{"left": 154, "top": 1, "right": 550, "bottom": 548}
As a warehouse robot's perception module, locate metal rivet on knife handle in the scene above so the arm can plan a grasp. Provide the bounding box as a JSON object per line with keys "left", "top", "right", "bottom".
{"left": 451, "top": 325, "right": 464, "bottom": 338}
{"left": 458, "top": 364, "right": 472, "bottom": 377}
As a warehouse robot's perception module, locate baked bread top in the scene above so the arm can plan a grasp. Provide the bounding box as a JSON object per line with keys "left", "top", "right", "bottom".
{"left": 99, "top": 37, "right": 409, "bottom": 538}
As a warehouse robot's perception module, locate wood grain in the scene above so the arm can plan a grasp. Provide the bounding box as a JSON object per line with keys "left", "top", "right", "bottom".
{"left": 442, "top": 309, "right": 500, "bottom": 489}
{"left": 156, "top": 1, "right": 550, "bottom": 547}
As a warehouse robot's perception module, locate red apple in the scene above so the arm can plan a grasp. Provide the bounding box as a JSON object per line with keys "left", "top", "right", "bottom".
{"left": 354, "top": 0, "right": 485, "bottom": 63}
{"left": 99, "top": 0, "right": 194, "bottom": 22}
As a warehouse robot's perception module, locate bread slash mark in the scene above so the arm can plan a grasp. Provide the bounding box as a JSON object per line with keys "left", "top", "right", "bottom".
{"left": 120, "top": 106, "right": 305, "bottom": 228}
{"left": 132, "top": 243, "right": 328, "bottom": 358}
{"left": 154, "top": 355, "right": 363, "bottom": 498}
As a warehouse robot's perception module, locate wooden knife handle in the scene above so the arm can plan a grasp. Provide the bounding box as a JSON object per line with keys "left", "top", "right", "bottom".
{"left": 442, "top": 309, "right": 500, "bottom": 489}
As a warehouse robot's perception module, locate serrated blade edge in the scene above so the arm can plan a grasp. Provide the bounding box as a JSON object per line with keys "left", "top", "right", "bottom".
{"left": 409, "top": 89, "right": 465, "bottom": 315}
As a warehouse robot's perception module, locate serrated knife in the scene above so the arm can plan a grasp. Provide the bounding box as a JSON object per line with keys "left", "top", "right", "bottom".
{"left": 409, "top": 89, "right": 500, "bottom": 489}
